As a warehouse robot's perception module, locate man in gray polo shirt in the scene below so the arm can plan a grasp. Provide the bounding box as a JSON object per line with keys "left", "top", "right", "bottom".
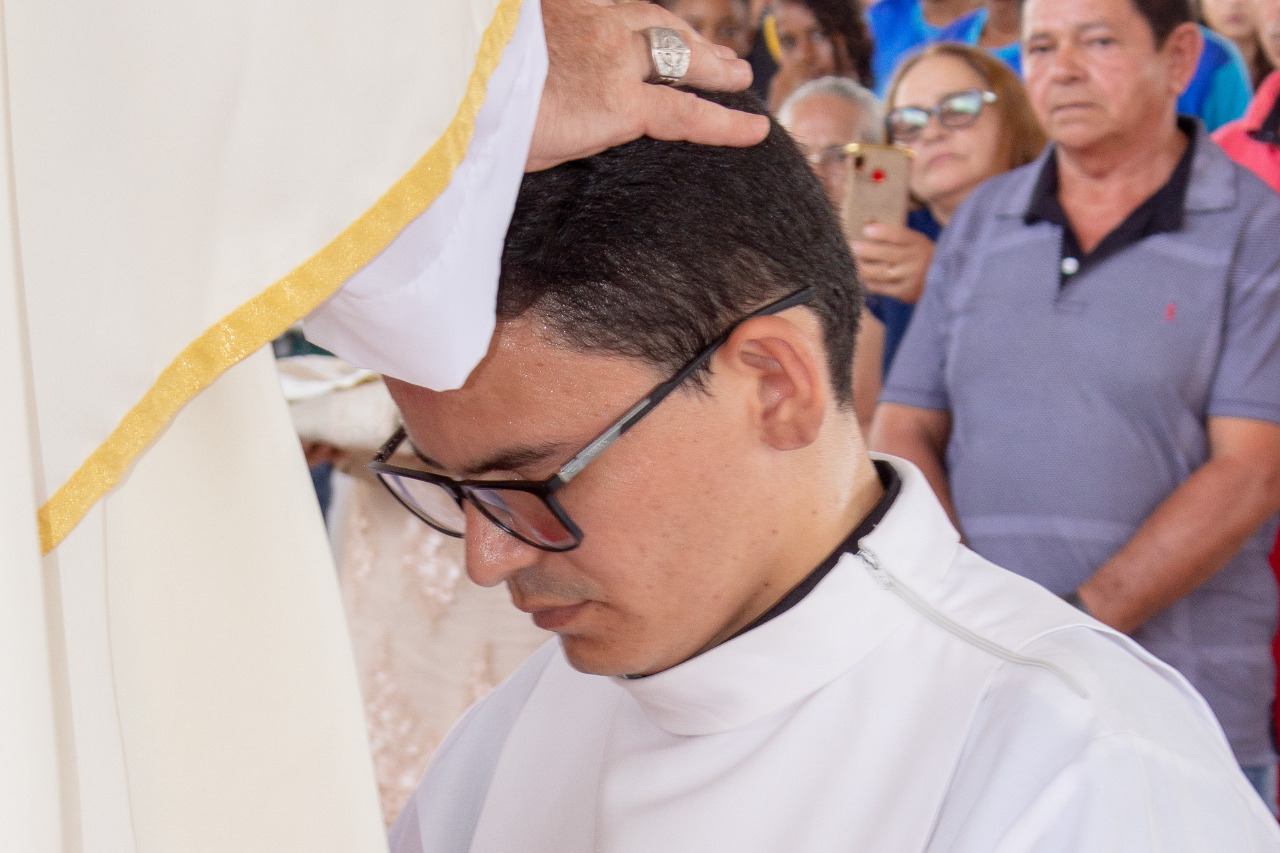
{"left": 874, "top": 0, "right": 1280, "bottom": 797}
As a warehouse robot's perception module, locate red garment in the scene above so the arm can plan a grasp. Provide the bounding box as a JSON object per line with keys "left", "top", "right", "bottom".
{"left": 1272, "top": 527, "right": 1280, "bottom": 807}
{"left": 1213, "top": 71, "right": 1280, "bottom": 194}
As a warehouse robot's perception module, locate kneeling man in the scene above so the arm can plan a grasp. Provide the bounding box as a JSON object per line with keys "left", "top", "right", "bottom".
{"left": 369, "top": 95, "right": 1279, "bottom": 851}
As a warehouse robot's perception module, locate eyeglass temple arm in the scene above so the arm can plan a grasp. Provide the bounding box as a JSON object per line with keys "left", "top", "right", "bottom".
{"left": 374, "top": 425, "right": 408, "bottom": 463}
{"left": 555, "top": 287, "right": 816, "bottom": 485}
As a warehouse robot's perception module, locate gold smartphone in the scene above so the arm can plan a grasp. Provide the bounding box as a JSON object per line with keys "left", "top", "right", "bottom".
{"left": 838, "top": 143, "right": 914, "bottom": 241}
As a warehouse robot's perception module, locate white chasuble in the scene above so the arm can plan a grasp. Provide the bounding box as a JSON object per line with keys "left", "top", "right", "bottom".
{"left": 393, "top": 458, "right": 1280, "bottom": 853}
{"left": 2, "top": 0, "right": 545, "bottom": 849}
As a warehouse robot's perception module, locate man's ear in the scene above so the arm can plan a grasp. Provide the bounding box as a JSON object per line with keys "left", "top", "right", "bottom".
{"left": 1161, "top": 21, "right": 1203, "bottom": 97}
{"left": 717, "top": 314, "right": 828, "bottom": 451}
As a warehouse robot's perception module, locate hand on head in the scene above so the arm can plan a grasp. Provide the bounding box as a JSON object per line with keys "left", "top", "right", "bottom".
{"left": 850, "top": 223, "right": 934, "bottom": 305}
{"left": 527, "top": 0, "right": 770, "bottom": 172}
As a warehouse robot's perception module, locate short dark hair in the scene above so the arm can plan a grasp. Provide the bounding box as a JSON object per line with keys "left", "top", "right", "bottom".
{"left": 497, "top": 90, "right": 863, "bottom": 408}
{"left": 1128, "top": 0, "right": 1194, "bottom": 44}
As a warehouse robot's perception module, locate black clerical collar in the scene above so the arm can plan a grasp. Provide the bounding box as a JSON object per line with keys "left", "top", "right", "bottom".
{"left": 727, "top": 459, "right": 902, "bottom": 641}
{"left": 1024, "top": 116, "right": 1197, "bottom": 287}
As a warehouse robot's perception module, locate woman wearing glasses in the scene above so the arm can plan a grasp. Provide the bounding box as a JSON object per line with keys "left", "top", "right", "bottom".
{"left": 851, "top": 43, "right": 1044, "bottom": 372}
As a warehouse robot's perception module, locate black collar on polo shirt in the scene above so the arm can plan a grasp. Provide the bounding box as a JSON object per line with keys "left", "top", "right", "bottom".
{"left": 1024, "top": 115, "right": 1198, "bottom": 288}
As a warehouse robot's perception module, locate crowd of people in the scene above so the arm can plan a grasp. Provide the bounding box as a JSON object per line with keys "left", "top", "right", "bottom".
{"left": 287, "top": 0, "right": 1280, "bottom": 836}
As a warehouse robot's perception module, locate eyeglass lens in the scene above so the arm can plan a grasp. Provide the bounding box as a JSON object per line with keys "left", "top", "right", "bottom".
{"left": 808, "top": 146, "right": 850, "bottom": 174}
{"left": 465, "top": 487, "right": 577, "bottom": 550}
{"left": 376, "top": 471, "right": 578, "bottom": 550}
{"left": 379, "top": 473, "right": 467, "bottom": 534}
{"left": 889, "top": 90, "right": 987, "bottom": 143}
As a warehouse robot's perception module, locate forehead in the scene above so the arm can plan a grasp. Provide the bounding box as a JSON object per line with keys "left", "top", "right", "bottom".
{"left": 387, "top": 319, "right": 663, "bottom": 472}
{"left": 894, "top": 55, "right": 987, "bottom": 106}
{"left": 776, "top": 1, "right": 820, "bottom": 28}
{"left": 1024, "top": 0, "right": 1152, "bottom": 37}
{"left": 787, "top": 94, "right": 860, "bottom": 140}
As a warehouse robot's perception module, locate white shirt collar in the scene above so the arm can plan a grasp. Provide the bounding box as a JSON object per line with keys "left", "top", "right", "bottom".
{"left": 614, "top": 456, "right": 962, "bottom": 736}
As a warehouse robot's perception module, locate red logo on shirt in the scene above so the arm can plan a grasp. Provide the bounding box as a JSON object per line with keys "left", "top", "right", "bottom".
{"left": 1165, "top": 302, "right": 1177, "bottom": 322}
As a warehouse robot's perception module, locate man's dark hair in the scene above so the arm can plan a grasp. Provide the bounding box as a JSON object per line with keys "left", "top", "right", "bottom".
{"left": 1128, "top": 0, "right": 1194, "bottom": 44}
{"left": 497, "top": 91, "right": 863, "bottom": 408}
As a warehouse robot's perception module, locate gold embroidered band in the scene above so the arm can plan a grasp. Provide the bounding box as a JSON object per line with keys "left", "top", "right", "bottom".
{"left": 37, "top": 0, "right": 524, "bottom": 554}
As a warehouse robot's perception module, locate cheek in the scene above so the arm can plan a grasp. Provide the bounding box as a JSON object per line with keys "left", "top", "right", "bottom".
{"left": 971, "top": 121, "right": 1011, "bottom": 179}
{"left": 815, "top": 39, "right": 836, "bottom": 70}
{"left": 820, "top": 169, "right": 847, "bottom": 208}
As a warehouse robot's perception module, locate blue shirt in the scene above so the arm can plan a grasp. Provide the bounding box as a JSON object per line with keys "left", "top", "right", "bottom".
{"left": 882, "top": 130, "right": 1280, "bottom": 766}
{"left": 932, "top": 7, "right": 1021, "bottom": 75}
{"left": 1178, "top": 26, "right": 1250, "bottom": 132}
{"left": 866, "top": 0, "right": 940, "bottom": 94}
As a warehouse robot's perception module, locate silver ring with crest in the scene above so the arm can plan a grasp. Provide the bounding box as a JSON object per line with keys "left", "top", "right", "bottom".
{"left": 643, "top": 26, "right": 691, "bottom": 85}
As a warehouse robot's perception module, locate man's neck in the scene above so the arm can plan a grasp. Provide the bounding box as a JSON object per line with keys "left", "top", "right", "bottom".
{"left": 920, "top": 0, "right": 980, "bottom": 29}
{"left": 667, "top": 452, "right": 883, "bottom": 673}
{"left": 977, "top": 0, "right": 1020, "bottom": 48}
{"left": 1055, "top": 120, "right": 1188, "bottom": 254}
{"left": 928, "top": 197, "right": 960, "bottom": 227}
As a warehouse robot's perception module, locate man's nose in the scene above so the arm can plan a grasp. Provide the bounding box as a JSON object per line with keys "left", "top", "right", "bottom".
{"left": 797, "top": 34, "right": 817, "bottom": 65}
{"left": 1048, "top": 39, "right": 1085, "bottom": 83}
{"left": 463, "top": 502, "right": 542, "bottom": 588}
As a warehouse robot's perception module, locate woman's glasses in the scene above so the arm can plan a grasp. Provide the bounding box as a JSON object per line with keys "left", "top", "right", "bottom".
{"left": 886, "top": 89, "right": 997, "bottom": 144}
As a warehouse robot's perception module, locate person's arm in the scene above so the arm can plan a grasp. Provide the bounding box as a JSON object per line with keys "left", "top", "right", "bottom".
{"left": 870, "top": 403, "right": 959, "bottom": 528}
{"left": 1077, "top": 417, "right": 1280, "bottom": 633}
{"left": 852, "top": 308, "right": 884, "bottom": 438}
{"left": 872, "top": 197, "right": 965, "bottom": 527}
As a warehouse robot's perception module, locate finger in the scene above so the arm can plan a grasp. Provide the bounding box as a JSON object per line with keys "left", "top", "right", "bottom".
{"left": 620, "top": 3, "right": 754, "bottom": 91}
{"left": 639, "top": 85, "right": 770, "bottom": 147}
{"left": 865, "top": 280, "right": 909, "bottom": 298}
{"left": 680, "top": 41, "right": 753, "bottom": 91}
{"left": 850, "top": 240, "right": 902, "bottom": 266}
{"left": 861, "top": 222, "right": 914, "bottom": 244}
{"left": 853, "top": 259, "right": 895, "bottom": 283}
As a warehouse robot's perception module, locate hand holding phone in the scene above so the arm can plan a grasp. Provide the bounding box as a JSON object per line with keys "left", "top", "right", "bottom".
{"left": 838, "top": 143, "right": 913, "bottom": 242}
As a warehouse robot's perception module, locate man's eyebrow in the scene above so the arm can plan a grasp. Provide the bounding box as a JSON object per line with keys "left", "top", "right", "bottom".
{"left": 1073, "top": 20, "right": 1113, "bottom": 34}
{"left": 1026, "top": 20, "right": 1110, "bottom": 40}
{"left": 407, "top": 439, "right": 570, "bottom": 479}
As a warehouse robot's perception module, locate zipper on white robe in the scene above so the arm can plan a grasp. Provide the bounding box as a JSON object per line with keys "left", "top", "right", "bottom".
{"left": 857, "top": 548, "right": 1088, "bottom": 699}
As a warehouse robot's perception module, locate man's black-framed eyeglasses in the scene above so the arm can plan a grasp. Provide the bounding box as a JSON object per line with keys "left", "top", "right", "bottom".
{"left": 886, "top": 88, "right": 998, "bottom": 144}
{"left": 368, "top": 287, "right": 816, "bottom": 552}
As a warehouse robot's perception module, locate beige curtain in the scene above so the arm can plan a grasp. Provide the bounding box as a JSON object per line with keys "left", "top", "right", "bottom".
{"left": 0, "top": 0, "right": 521, "bottom": 849}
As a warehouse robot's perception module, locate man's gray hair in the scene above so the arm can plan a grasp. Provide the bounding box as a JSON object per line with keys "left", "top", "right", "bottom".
{"left": 777, "top": 76, "right": 885, "bottom": 145}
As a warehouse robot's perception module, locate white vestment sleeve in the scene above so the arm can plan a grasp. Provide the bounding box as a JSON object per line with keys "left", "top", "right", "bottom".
{"left": 388, "top": 641, "right": 559, "bottom": 853}
{"left": 929, "top": 632, "right": 1279, "bottom": 853}
{"left": 303, "top": 0, "right": 548, "bottom": 390}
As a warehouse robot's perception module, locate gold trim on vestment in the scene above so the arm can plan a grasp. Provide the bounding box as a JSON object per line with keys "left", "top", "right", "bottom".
{"left": 36, "top": 0, "right": 525, "bottom": 554}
